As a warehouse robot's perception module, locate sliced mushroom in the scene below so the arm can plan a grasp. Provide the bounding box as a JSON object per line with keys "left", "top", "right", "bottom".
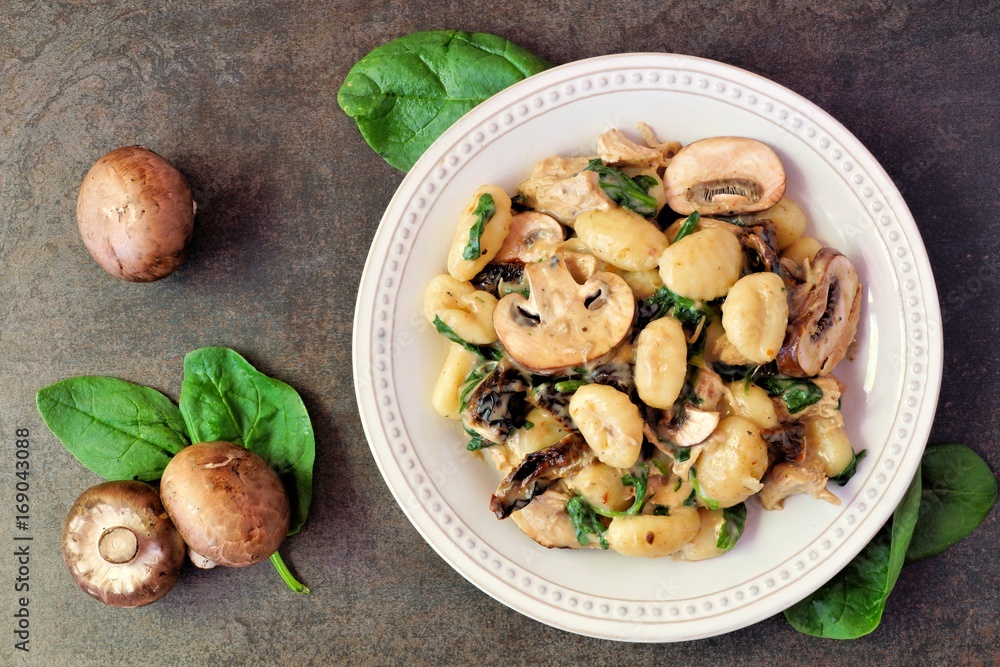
{"left": 777, "top": 248, "right": 862, "bottom": 377}
{"left": 470, "top": 261, "right": 526, "bottom": 298}
{"left": 511, "top": 488, "right": 594, "bottom": 549}
{"left": 664, "top": 137, "right": 786, "bottom": 216}
{"left": 460, "top": 359, "right": 530, "bottom": 444}
{"left": 517, "top": 156, "right": 614, "bottom": 225}
{"left": 757, "top": 462, "right": 841, "bottom": 510}
{"left": 493, "top": 211, "right": 566, "bottom": 264}
{"left": 645, "top": 407, "right": 720, "bottom": 451}
{"left": 760, "top": 421, "right": 806, "bottom": 463}
{"left": 493, "top": 255, "right": 635, "bottom": 374}
{"left": 490, "top": 433, "right": 594, "bottom": 519}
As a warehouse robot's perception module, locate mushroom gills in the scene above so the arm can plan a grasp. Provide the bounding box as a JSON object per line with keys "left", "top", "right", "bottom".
{"left": 489, "top": 433, "right": 594, "bottom": 519}
{"left": 777, "top": 248, "right": 862, "bottom": 377}
{"left": 460, "top": 360, "right": 530, "bottom": 444}
{"left": 687, "top": 178, "right": 764, "bottom": 210}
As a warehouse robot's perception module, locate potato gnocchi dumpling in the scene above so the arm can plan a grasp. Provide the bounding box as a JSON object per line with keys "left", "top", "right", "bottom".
{"left": 427, "top": 126, "right": 866, "bottom": 562}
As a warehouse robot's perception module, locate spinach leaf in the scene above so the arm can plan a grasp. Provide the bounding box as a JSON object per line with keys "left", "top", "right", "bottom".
{"left": 784, "top": 466, "right": 922, "bottom": 639}
{"left": 584, "top": 159, "right": 658, "bottom": 217}
{"left": 710, "top": 361, "right": 758, "bottom": 384}
{"left": 565, "top": 496, "right": 609, "bottom": 549}
{"left": 459, "top": 361, "right": 498, "bottom": 413}
{"left": 179, "top": 347, "right": 315, "bottom": 535}
{"left": 905, "top": 443, "right": 998, "bottom": 564}
{"left": 829, "top": 449, "right": 868, "bottom": 486}
{"left": 461, "top": 193, "right": 496, "bottom": 260}
{"left": 338, "top": 30, "right": 551, "bottom": 171}
{"left": 632, "top": 174, "right": 659, "bottom": 193}
{"left": 689, "top": 466, "right": 720, "bottom": 510}
{"left": 36, "top": 377, "right": 188, "bottom": 481}
{"left": 758, "top": 376, "right": 823, "bottom": 414}
{"left": 637, "top": 285, "right": 705, "bottom": 330}
{"left": 433, "top": 316, "right": 503, "bottom": 361}
{"left": 591, "top": 464, "right": 651, "bottom": 518}
{"left": 717, "top": 503, "right": 747, "bottom": 551}
{"left": 553, "top": 379, "right": 588, "bottom": 394}
{"left": 673, "top": 211, "right": 701, "bottom": 243}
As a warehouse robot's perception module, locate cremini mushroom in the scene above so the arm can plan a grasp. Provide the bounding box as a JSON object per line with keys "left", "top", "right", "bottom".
{"left": 160, "top": 441, "right": 290, "bottom": 568}
{"left": 493, "top": 255, "right": 635, "bottom": 373}
{"left": 777, "top": 247, "right": 862, "bottom": 377}
{"left": 664, "top": 137, "right": 786, "bottom": 216}
{"left": 493, "top": 211, "right": 565, "bottom": 264}
{"left": 62, "top": 481, "right": 185, "bottom": 608}
{"left": 77, "top": 146, "right": 196, "bottom": 282}
{"left": 490, "top": 433, "right": 593, "bottom": 519}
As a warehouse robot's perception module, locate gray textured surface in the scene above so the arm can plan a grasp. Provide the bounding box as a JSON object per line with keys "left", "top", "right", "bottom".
{"left": 1, "top": 1, "right": 998, "bottom": 665}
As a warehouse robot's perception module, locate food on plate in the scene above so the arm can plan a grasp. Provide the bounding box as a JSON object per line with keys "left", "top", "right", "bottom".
{"left": 62, "top": 481, "right": 185, "bottom": 607}
{"left": 160, "top": 441, "right": 291, "bottom": 568}
{"left": 76, "top": 145, "right": 195, "bottom": 282}
{"left": 427, "top": 127, "right": 866, "bottom": 560}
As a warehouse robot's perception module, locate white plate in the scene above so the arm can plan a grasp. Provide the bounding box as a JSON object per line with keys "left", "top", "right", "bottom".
{"left": 352, "top": 53, "right": 942, "bottom": 641}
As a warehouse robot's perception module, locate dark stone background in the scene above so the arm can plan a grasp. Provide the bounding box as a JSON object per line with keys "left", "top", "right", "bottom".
{"left": 1, "top": 1, "right": 996, "bottom": 665}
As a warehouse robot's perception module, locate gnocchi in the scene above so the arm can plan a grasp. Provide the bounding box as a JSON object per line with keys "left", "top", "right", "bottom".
{"left": 426, "top": 128, "right": 866, "bottom": 563}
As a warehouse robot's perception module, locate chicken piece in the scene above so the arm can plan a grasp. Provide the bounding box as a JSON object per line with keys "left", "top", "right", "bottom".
{"left": 771, "top": 376, "right": 846, "bottom": 425}
{"left": 692, "top": 366, "right": 726, "bottom": 411}
{"left": 511, "top": 489, "right": 593, "bottom": 549}
{"left": 598, "top": 129, "right": 664, "bottom": 169}
{"left": 637, "top": 122, "right": 682, "bottom": 163}
{"left": 518, "top": 157, "right": 614, "bottom": 226}
{"left": 757, "top": 462, "right": 841, "bottom": 510}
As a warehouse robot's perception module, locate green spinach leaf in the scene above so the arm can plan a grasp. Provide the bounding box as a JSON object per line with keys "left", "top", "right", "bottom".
{"left": 758, "top": 376, "right": 823, "bottom": 414}
{"left": 689, "top": 466, "right": 720, "bottom": 510}
{"left": 566, "top": 495, "right": 609, "bottom": 549}
{"left": 338, "top": 30, "right": 551, "bottom": 171}
{"left": 717, "top": 503, "right": 747, "bottom": 551}
{"left": 829, "top": 449, "right": 867, "bottom": 486}
{"left": 433, "top": 316, "right": 503, "bottom": 361}
{"left": 179, "top": 347, "right": 315, "bottom": 535}
{"left": 36, "top": 377, "right": 188, "bottom": 481}
{"left": 461, "top": 193, "right": 496, "bottom": 260}
{"left": 905, "top": 443, "right": 998, "bottom": 564}
{"left": 673, "top": 211, "right": 701, "bottom": 243}
{"left": 637, "top": 285, "right": 705, "bottom": 330}
{"left": 584, "top": 159, "right": 658, "bottom": 217}
{"left": 784, "top": 466, "right": 922, "bottom": 639}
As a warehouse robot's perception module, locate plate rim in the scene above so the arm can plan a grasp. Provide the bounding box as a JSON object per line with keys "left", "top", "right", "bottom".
{"left": 352, "top": 51, "right": 943, "bottom": 641}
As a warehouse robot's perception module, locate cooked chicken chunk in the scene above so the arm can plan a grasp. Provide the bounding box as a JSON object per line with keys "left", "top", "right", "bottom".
{"left": 511, "top": 489, "right": 594, "bottom": 549}
{"left": 518, "top": 157, "right": 613, "bottom": 226}
{"left": 757, "top": 462, "right": 840, "bottom": 510}
{"left": 598, "top": 129, "right": 664, "bottom": 169}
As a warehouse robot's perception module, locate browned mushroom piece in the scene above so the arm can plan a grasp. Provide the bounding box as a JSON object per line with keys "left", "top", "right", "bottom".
{"left": 493, "top": 211, "right": 566, "bottom": 264}
{"left": 77, "top": 146, "right": 196, "bottom": 282}
{"left": 62, "top": 481, "right": 186, "bottom": 608}
{"left": 493, "top": 255, "right": 635, "bottom": 374}
{"left": 160, "top": 441, "right": 290, "bottom": 568}
{"left": 777, "top": 248, "right": 862, "bottom": 377}
{"left": 664, "top": 137, "right": 786, "bottom": 216}
{"left": 489, "top": 433, "right": 594, "bottom": 519}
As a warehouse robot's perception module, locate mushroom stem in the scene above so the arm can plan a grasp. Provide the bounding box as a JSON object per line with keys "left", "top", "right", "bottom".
{"left": 270, "top": 551, "right": 310, "bottom": 595}
{"left": 98, "top": 527, "right": 139, "bottom": 564}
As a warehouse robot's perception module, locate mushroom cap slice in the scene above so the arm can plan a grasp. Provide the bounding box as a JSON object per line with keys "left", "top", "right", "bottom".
{"left": 664, "top": 137, "right": 786, "bottom": 216}
{"left": 160, "top": 441, "right": 290, "bottom": 568}
{"left": 62, "top": 481, "right": 185, "bottom": 608}
{"left": 493, "top": 255, "right": 635, "bottom": 373}
{"left": 777, "top": 248, "right": 862, "bottom": 377}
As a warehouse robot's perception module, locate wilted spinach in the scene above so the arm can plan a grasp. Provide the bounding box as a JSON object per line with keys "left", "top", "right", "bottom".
{"left": 461, "top": 193, "right": 496, "bottom": 260}
{"left": 689, "top": 466, "right": 719, "bottom": 511}
{"left": 338, "top": 30, "right": 551, "bottom": 171}
{"left": 36, "top": 377, "right": 189, "bottom": 481}
{"left": 636, "top": 285, "right": 705, "bottom": 330}
{"left": 672, "top": 211, "right": 701, "bottom": 243}
{"left": 758, "top": 376, "right": 823, "bottom": 414}
{"left": 433, "top": 316, "right": 503, "bottom": 361}
{"left": 584, "top": 159, "right": 658, "bottom": 217}
{"left": 566, "top": 495, "right": 609, "bottom": 549}
{"left": 717, "top": 503, "right": 747, "bottom": 551}
{"left": 829, "top": 449, "right": 867, "bottom": 486}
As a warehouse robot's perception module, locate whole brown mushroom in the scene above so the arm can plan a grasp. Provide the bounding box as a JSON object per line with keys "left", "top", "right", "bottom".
{"left": 62, "top": 480, "right": 186, "bottom": 608}
{"left": 76, "top": 145, "right": 195, "bottom": 282}
{"left": 159, "top": 441, "right": 290, "bottom": 568}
